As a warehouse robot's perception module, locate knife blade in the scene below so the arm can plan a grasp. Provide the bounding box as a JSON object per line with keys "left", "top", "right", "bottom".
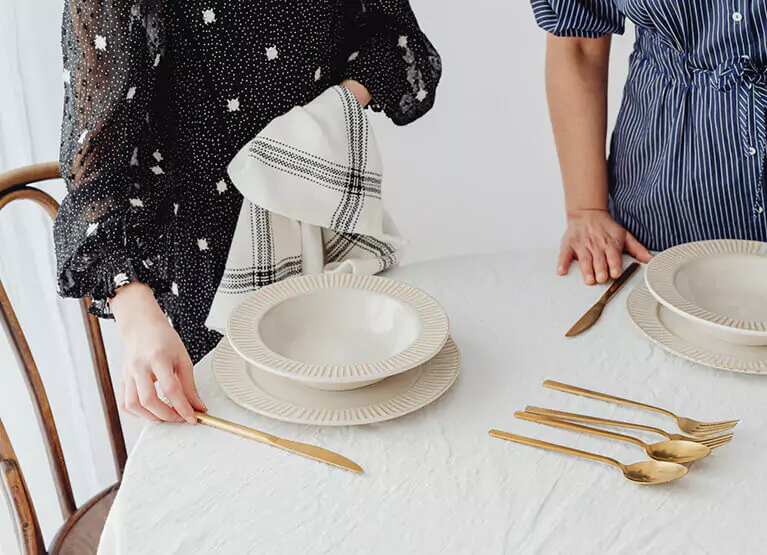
{"left": 196, "top": 412, "right": 363, "bottom": 473}
{"left": 565, "top": 262, "right": 640, "bottom": 337}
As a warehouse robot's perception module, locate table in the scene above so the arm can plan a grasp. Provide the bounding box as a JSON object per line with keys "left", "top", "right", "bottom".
{"left": 98, "top": 251, "right": 767, "bottom": 554}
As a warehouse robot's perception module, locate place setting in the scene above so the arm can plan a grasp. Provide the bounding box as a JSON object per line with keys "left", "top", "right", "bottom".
{"left": 192, "top": 272, "right": 457, "bottom": 473}
{"left": 565, "top": 239, "right": 767, "bottom": 374}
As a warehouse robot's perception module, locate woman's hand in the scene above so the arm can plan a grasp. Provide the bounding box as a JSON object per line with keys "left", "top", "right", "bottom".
{"left": 558, "top": 209, "right": 652, "bottom": 285}
{"left": 111, "top": 282, "right": 206, "bottom": 423}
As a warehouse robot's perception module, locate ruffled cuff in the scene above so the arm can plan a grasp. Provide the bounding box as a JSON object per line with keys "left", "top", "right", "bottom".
{"left": 342, "top": 4, "right": 442, "bottom": 126}
{"left": 54, "top": 181, "right": 171, "bottom": 318}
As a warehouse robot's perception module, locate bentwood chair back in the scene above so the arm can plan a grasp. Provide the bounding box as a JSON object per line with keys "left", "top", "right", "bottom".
{"left": 0, "top": 162, "right": 126, "bottom": 554}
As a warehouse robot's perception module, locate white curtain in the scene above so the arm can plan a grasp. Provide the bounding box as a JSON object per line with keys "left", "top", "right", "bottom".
{"left": 0, "top": 0, "right": 141, "bottom": 545}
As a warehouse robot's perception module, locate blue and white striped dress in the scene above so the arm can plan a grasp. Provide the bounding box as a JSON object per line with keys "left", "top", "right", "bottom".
{"left": 531, "top": 0, "right": 767, "bottom": 250}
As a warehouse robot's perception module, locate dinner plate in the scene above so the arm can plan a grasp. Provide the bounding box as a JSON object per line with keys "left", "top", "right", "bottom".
{"left": 226, "top": 273, "right": 450, "bottom": 391}
{"left": 628, "top": 282, "right": 767, "bottom": 374}
{"left": 212, "top": 337, "right": 461, "bottom": 426}
{"left": 645, "top": 239, "right": 767, "bottom": 346}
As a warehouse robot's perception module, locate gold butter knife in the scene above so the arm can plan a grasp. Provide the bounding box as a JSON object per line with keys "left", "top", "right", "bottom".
{"left": 195, "top": 412, "right": 363, "bottom": 473}
{"left": 566, "top": 262, "right": 640, "bottom": 337}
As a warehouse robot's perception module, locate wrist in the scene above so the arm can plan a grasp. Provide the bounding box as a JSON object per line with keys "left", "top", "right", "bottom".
{"left": 566, "top": 206, "right": 610, "bottom": 219}
{"left": 110, "top": 281, "right": 165, "bottom": 332}
{"left": 340, "top": 79, "right": 372, "bottom": 107}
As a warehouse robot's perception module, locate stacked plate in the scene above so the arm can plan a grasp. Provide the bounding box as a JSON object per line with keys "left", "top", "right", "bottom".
{"left": 212, "top": 274, "right": 459, "bottom": 425}
{"left": 628, "top": 239, "right": 767, "bottom": 374}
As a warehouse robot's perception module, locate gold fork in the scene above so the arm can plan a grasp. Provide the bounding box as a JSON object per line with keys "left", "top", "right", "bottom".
{"left": 543, "top": 380, "right": 739, "bottom": 437}
{"left": 525, "top": 406, "right": 733, "bottom": 449}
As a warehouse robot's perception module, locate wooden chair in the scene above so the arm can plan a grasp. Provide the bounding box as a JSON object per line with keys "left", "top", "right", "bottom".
{"left": 0, "top": 162, "right": 126, "bottom": 554}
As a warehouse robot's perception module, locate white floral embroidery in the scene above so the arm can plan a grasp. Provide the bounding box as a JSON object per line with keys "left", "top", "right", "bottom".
{"left": 153, "top": 150, "right": 163, "bottom": 162}
{"left": 95, "top": 35, "right": 107, "bottom": 51}
{"left": 143, "top": 258, "right": 154, "bottom": 268}
{"left": 126, "top": 86, "right": 137, "bottom": 100}
{"left": 62, "top": 70, "right": 71, "bottom": 84}
{"left": 348, "top": 51, "right": 359, "bottom": 62}
{"left": 129, "top": 198, "right": 144, "bottom": 207}
{"left": 154, "top": 53, "right": 162, "bottom": 67}
{"left": 398, "top": 35, "right": 408, "bottom": 48}
{"left": 216, "top": 180, "right": 228, "bottom": 194}
{"left": 416, "top": 89, "right": 428, "bottom": 102}
{"left": 78, "top": 130, "right": 88, "bottom": 144}
{"left": 197, "top": 238, "right": 209, "bottom": 251}
{"left": 114, "top": 273, "right": 130, "bottom": 287}
{"left": 130, "top": 147, "right": 139, "bottom": 166}
{"left": 173, "top": 203, "right": 179, "bottom": 215}
{"left": 265, "top": 46, "right": 279, "bottom": 60}
{"left": 202, "top": 9, "right": 216, "bottom": 24}
{"left": 314, "top": 67, "right": 322, "bottom": 81}
{"left": 86, "top": 222, "right": 99, "bottom": 236}
{"left": 171, "top": 282, "right": 179, "bottom": 296}
{"left": 151, "top": 165, "right": 164, "bottom": 175}
{"left": 227, "top": 98, "right": 240, "bottom": 112}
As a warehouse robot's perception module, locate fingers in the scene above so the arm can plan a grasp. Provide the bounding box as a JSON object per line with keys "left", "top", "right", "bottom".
{"left": 134, "top": 370, "right": 182, "bottom": 422}
{"left": 176, "top": 355, "right": 207, "bottom": 414}
{"left": 625, "top": 232, "right": 653, "bottom": 263}
{"left": 574, "top": 247, "right": 596, "bottom": 285}
{"left": 605, "top": 241, "right": 624, "bottom": 279}
{"left": 557, "top": 246, "right": 575, "bottom": 276}
{"left": 153, "top": 359, "right": 197, "bottom": 425}
{"left": 591, "top": 250, "right": 609, "bottom": 284}
{"left": 122, "top": 376, "right": 160, "bottom": 422}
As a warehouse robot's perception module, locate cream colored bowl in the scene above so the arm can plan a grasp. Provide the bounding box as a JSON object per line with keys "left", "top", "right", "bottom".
{"left": 226, "top": 274, "right": 450, "bottom": 391}
{"left": 645, "top": 240, "right": 767, "bottom": 346}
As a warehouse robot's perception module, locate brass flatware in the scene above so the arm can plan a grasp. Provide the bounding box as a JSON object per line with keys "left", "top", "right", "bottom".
{"left": 488, "top": 429, "right": 688, "bottom": 485}
{"left": 525, "top": 406, "right": 733, "bottom": 449}
{"left": 195, "top": 412, "right": 363, "bottom": 473}
{"left": 515, "top": 411, "right": 710, "bottom": 463}
{"left": 543, "top": 380, "right": 739, "bottom": 437}
{"left": 566, "top": 262, "right": 640, "bottom": 337}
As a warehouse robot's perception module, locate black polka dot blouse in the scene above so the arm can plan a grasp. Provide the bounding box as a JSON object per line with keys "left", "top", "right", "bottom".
{"left": 54, "top": 0, "right": 442, "bottom": 363}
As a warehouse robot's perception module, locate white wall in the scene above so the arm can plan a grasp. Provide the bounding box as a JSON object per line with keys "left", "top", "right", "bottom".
{"left": 0, "top": 0, "right": 635, "bottom": 546}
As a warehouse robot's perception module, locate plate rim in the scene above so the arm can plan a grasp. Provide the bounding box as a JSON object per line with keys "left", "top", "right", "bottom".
{"left": 226, "top": 273, "right": 450, "bottom": 384}
{"left": 627, "top": 281, "right": 767, "bottom": 374}
{"left": 212, "top": 336, "right": 462, "bottom": 426}
{"left": 645, "top": 239, "right": 767, "bottom": 336}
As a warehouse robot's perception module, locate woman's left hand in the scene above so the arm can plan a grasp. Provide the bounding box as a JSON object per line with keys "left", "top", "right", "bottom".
{"left": 341, "top": 79, "right": 372, "bottom": 107}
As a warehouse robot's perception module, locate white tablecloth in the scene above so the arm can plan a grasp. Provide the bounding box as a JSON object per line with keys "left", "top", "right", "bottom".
{"left": 98, "top": 251, "right": 767, "bottom": 555}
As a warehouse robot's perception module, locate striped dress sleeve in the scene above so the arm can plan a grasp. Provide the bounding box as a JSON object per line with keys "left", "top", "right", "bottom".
{"left": 530, "top": 0, "right": 626, "bottom": 38}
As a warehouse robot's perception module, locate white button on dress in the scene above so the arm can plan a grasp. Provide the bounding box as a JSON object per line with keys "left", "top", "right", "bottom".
{"left": 732, "top": 11, "right": 744, "bottom": 22}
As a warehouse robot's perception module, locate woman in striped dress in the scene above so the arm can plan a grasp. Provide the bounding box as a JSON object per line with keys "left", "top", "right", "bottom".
{"left": 531, "top": 1, "right": 767, "bottom": 284}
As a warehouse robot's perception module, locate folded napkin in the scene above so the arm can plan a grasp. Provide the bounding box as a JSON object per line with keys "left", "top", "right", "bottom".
{"left": 205, "top": 86, "right": 404, "bottom": 332}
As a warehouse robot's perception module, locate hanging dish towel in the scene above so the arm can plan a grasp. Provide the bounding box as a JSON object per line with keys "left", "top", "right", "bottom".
{"left": 205, "top": 85, "right": 404, "bottom": 333}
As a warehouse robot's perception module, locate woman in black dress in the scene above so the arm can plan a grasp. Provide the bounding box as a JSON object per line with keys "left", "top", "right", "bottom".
{"left": 55, "top": 0, "right": 441, "bottom": 424}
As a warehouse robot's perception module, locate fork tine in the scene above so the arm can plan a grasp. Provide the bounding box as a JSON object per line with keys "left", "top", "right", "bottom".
{"left": 696, "top": 419, "right": 740, "bottom": 428}
{"left": 700, "top": 434, "right": 734, "bottom": 447}
{"left": 693, "top": 421, "right": 739, "bottom": 433}
{"left": 705, "top": 437, "right": 733, "bottom": 450}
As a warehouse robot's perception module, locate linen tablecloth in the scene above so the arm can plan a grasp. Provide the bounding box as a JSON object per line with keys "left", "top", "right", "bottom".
{"left": 98, "top": 250, "right": 767, "bottom": 554}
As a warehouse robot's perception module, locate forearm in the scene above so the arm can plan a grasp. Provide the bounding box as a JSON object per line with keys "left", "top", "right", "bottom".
{"left": 545, "top": 34, "right": 612, "bottom": 215}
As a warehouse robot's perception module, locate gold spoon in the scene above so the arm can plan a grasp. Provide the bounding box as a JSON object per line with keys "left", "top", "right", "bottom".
{"left": 515, "top": 411, "right": 711, "bottom": 463}
{"left": 489, "top": 430, "right": 688, "bottom": 485}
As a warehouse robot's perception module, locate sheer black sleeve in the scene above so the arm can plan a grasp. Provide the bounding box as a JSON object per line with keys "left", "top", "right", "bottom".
{"left": 342, "top": 0, "right": 442, "bottom": 126}
{"left": 56, "top": 0, "right": 171, "bottom": 317}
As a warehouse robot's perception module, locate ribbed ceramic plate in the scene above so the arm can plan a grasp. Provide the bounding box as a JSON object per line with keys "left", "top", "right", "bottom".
{"left": 226, "top": 274, "right": 450, "bottom": 388}
{"left": 212, "top": 337, "right": 461, "bottom": 425}
{"left": 645, "top": 240, "right": 767, "bottom": 345}
{"left": 628, "top": 282, "right": 767, "bottom": 374}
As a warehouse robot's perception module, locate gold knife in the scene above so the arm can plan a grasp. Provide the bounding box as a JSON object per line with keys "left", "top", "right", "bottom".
{"left": 195, "top": 412, "right": 363, "bottom": 473}
{"left": 565, "top": 262, "right": 640, "bottom": 337}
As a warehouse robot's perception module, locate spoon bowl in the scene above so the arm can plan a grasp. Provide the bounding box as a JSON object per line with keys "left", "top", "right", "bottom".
{"left": 645, "top": 440, "right": 711, "bottom": 463}
{"left": 623, "top": 460, "right": 688, "bottom": 485}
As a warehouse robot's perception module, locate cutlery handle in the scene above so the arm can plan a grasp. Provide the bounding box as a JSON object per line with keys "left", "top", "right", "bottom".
{"left": 488, "top": 430, "right": 622, "bottom": 470}
{"left": 543, "top": 380, "right": 675, "bottom": 419}
{"left": 195, "top": 412, "right": 278, "bottom": 445}
{"left": 601, "top": 262, "right": 640, "bottom": 304}
{"left": 515, "top": 411, "right": 646, "bottom": 448}
{"left": 525, "top": 406, "right": 671, "bottom": 440}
